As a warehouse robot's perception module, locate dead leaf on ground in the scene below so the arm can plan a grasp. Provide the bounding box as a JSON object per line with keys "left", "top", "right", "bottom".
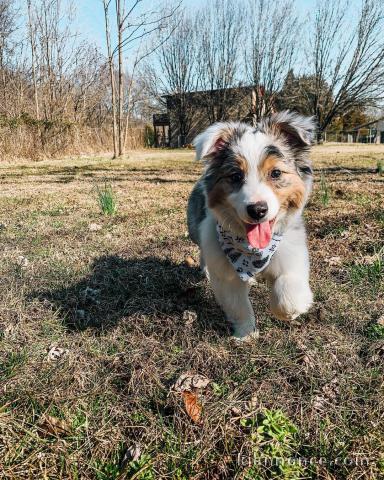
{"left": 171, "top": 372, "right": 210, "bottom": 393}
{"left": 17, "top": 255, "right": 29, "bottom": 269}
{"left": 182, "top": 310, "right": 197, "bottom": 325}
{"left": 171, "top": 372, "right": 210, "bottom": 424}
{"left": 324, "top": 256, "right": 342, "bottom": 266}
{"left": 312, "top": 376, "right": 339, "bottom": 412}
{"left": 182, "top": 391, "right": 202, "bottom": 424}
{"left": 47, "top": 345, "right": 68, "bottom": 361}
{"left": 366, "top": 341, "right": 384, "bottom": 366}
{"left": 230, "top": 406, "right": 242, "bottom": 416}
{"left": 121, "top": 444, "right": 142, "bottom": 468}
{"left": 39, "top": 414, "right": 71, "bottom": 437}
{"left": 377, "top": 315, "right": 384, "bottom": 326}
{"left": 184, "top": 255, "right": 197, "bottom": 267}
{"left": 88, "top": 223, "right": 102, "bottom": 231}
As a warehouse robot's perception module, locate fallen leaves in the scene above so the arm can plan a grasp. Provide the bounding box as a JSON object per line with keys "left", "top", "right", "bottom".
{"left": 182, "top": 310, "right": 197, "bottom": 326}
{"left": 171, "top": 372, "right": 210, "bottom": 424}
{"left": 182, "top": 391, "right": 202, "bottom": 424}
{"left": 324, "top": 256, "right": 342, "bottom": 266}
{"left": 17, "top": 255, "right": 29, "bottom": 269}
{"left": 88, "top": 223, "right": 102, "bottom": 232}
{"left": 39, "top": 414, "right": 71, "bottom": 437}
{"left": 184, "top": 255, "right": 197, "bottom": 267}
{"left": 312, "top": 376, "right": 340, "bottom": 412}
{"left": 171, "top": 372, "right": 210, "bottom": 393}
{"left": 47, "top": 345, "right": 68, "bottom": 361}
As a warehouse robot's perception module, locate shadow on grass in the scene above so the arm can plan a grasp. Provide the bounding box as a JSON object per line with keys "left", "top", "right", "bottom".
{"left": 34, "top": 254, "right": 229, "bottom": 336}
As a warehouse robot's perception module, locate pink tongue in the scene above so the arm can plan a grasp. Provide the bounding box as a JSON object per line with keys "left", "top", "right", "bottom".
{"left": 246, "top": 222, "right": 272, "bottom": 249}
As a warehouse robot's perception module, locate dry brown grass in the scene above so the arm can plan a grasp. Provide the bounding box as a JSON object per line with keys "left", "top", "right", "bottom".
{"left": 0, "top": 144, "right": 383, "bottom": 479}
{"left": 0, "top": 124, "right": 148, "bottom": 161}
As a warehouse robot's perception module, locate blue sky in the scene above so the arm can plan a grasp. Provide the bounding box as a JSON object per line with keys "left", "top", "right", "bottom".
{"left": 75, "top": 0, "right": 317, "bottom": 56}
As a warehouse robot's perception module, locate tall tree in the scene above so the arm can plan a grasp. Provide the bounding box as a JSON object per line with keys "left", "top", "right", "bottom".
{"left": 103, "top": 0, "right": 180, "bottom": 157}
{"left": 27, "top": 0, "right": 39, "bottom": 120}
{"left": 245, "top": 0, "right": 300, "bottom": 123}
{"left": 102, "top": 0, "right": 118, "bottom": 158}
{"left": 143, "top": 8, "right": 198, "bottom": 146}
{"left": 195, "top": 0, "right": 243, "bottom": 123}
{"left": 0, "top": 0, "right": 17, "bottom": 114}
{"left": 306, "top": 0, "right": 384, "bottom": 138}
{"left": 277, "top": 70, "right": 332, "bottom": 117}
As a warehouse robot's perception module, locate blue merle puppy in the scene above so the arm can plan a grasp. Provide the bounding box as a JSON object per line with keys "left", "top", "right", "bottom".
{"left": 187, "top": 111, "right": 315, "bottom": 339}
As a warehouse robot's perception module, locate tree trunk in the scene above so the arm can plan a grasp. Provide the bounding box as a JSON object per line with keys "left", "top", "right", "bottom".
{"left": 103, "top": 0, "right": 117, "bottom": 158}
{"left": 117, "top": 0, "right": 123, "bottom": 157}
{"left": 27, "top": 0, "right": 39, "bottom": 120}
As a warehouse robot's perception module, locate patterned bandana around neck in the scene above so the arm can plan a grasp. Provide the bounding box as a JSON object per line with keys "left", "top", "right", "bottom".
{"left": 216, "top": 223, "right": 283, "bottom": 282}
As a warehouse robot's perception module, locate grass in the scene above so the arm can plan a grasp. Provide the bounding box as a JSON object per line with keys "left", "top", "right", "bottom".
{"left": 349, "top": 247, "right": 383, "bottom": 291}
{"left": 96, "top": 182, "right": 117, "bottom": 215}
{"left": 241, "top": 409, "right": 304, "bottom": 479}
{"left": 349, "top": 258, "right": 383, "bottom": 287}
{"left": 319, "top": 172, "right": 330, "bottom": 206}
{"left": 0, "top": 144, "right": 383, "bottom": 479}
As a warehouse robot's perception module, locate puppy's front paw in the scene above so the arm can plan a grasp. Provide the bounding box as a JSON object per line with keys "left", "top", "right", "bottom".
{"left": 228, "top": 317, "right": 258, "bottom": 341}
{"left": 231, "top": 328, "right": 259, "bottom": 342}
{"left": 270, "top": 275, "right": 313, "bottom": 322}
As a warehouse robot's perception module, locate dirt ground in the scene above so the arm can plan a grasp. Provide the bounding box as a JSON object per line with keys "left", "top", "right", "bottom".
{"left": 0, "top": 143, "right": 383, "bottom": 479}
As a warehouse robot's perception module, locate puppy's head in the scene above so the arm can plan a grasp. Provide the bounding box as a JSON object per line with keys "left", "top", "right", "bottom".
{"left": 194, "top": 111, "right": 315, "bottom": 248}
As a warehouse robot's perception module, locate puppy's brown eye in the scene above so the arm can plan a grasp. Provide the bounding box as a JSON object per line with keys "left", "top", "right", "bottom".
{"left": 271, "top": 169, "right": 282, "bottom": 179}
{"left": 230, "top": 172, "right": 243, "bottom": 183}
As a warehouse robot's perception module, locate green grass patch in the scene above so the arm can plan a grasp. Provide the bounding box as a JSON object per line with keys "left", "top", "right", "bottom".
{"left": 93, "top": 451, "right": 154, "bottom": 480}
{"left": 96, "top": 183, "right": 117, "bottom": 216}
{"left": 0, "top": 350, "right": 28, "bottom": 379}
{"left": 241, "top": 409, "right": 306, "bottom": 479}
{"left": 319, "top": 173, "right": 330, "bottom": 206}
{"left": 365, "top": 322, "right": 384, "bottom": 340}
{"left": 349, "top": 255, "right": 383, "bottom": 288}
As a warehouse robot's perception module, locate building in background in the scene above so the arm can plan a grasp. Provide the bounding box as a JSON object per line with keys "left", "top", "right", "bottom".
{"left": 153, "top": 86, "right": 266, "bottom": 148}
{"left": 345, "top": 117, "right": 384, "bottom": 144}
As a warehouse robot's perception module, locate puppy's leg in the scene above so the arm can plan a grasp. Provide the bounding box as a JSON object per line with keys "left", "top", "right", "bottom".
{"left": 266, "top": 221, "right": 313, "bottom": 321}
{"left": 270, "top": 272, "right": 313, "bottom": 321}
{"left": 209, "top": 269, "right": 257, "bottom": 339}
{"left": 200, "top": 215, "right": 257, "bottom": 339}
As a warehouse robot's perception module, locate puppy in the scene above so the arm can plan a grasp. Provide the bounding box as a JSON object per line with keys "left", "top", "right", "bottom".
{"left": 187, "top": 111, "right": 315, "bottom": 339}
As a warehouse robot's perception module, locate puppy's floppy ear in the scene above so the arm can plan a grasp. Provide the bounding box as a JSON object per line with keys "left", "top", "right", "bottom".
{"left": 193, "top": 122, "right": 235, "bottom": 160}
{"left": 262, "top": 110, "right": 316, "bottom": 149}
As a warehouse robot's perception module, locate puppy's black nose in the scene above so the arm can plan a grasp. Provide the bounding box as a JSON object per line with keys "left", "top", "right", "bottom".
{"left": 246, "top": 201, "right": 268, "bottom": 221}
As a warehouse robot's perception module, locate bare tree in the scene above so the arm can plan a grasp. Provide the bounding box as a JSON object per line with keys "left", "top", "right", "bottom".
{"left": 0, "top": 0, "right": 155, "bottom": 159}
{"left": 116, "top": 0, "right": 124, "bottom": 156}
{"left": 245, "top": 0, "right": 300, "bottom": 123}
{"left": 27, "top": 0, "right": 39, "bottom": 120}
{"left": 306, "top": 0, "right": 384, "bottom": 139}
{"left": 0, "top": 0, "right": 18, "bottom": 114}
{"left": 102, "top": 0, "right": 118, "bottom": 158}
{"left": 195, "top": 0, "right": 243, "bottom": 123}
{"left": 102, "top": 0, "right": 180, "bottom": 157}
{"left": 143, "top": 8, "right": 199, "bottom": 146}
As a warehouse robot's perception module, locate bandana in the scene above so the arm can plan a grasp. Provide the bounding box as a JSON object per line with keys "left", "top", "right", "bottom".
{"left": 217, "top": 223, "right": 282, "bottom": 281}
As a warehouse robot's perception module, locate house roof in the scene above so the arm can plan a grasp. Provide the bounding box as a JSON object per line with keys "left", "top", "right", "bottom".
{"left": 350, "top": 116, "right": 384, "bottom": 131}
{"left": 162, "top": 85, "right": 255, "bottom": 99}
